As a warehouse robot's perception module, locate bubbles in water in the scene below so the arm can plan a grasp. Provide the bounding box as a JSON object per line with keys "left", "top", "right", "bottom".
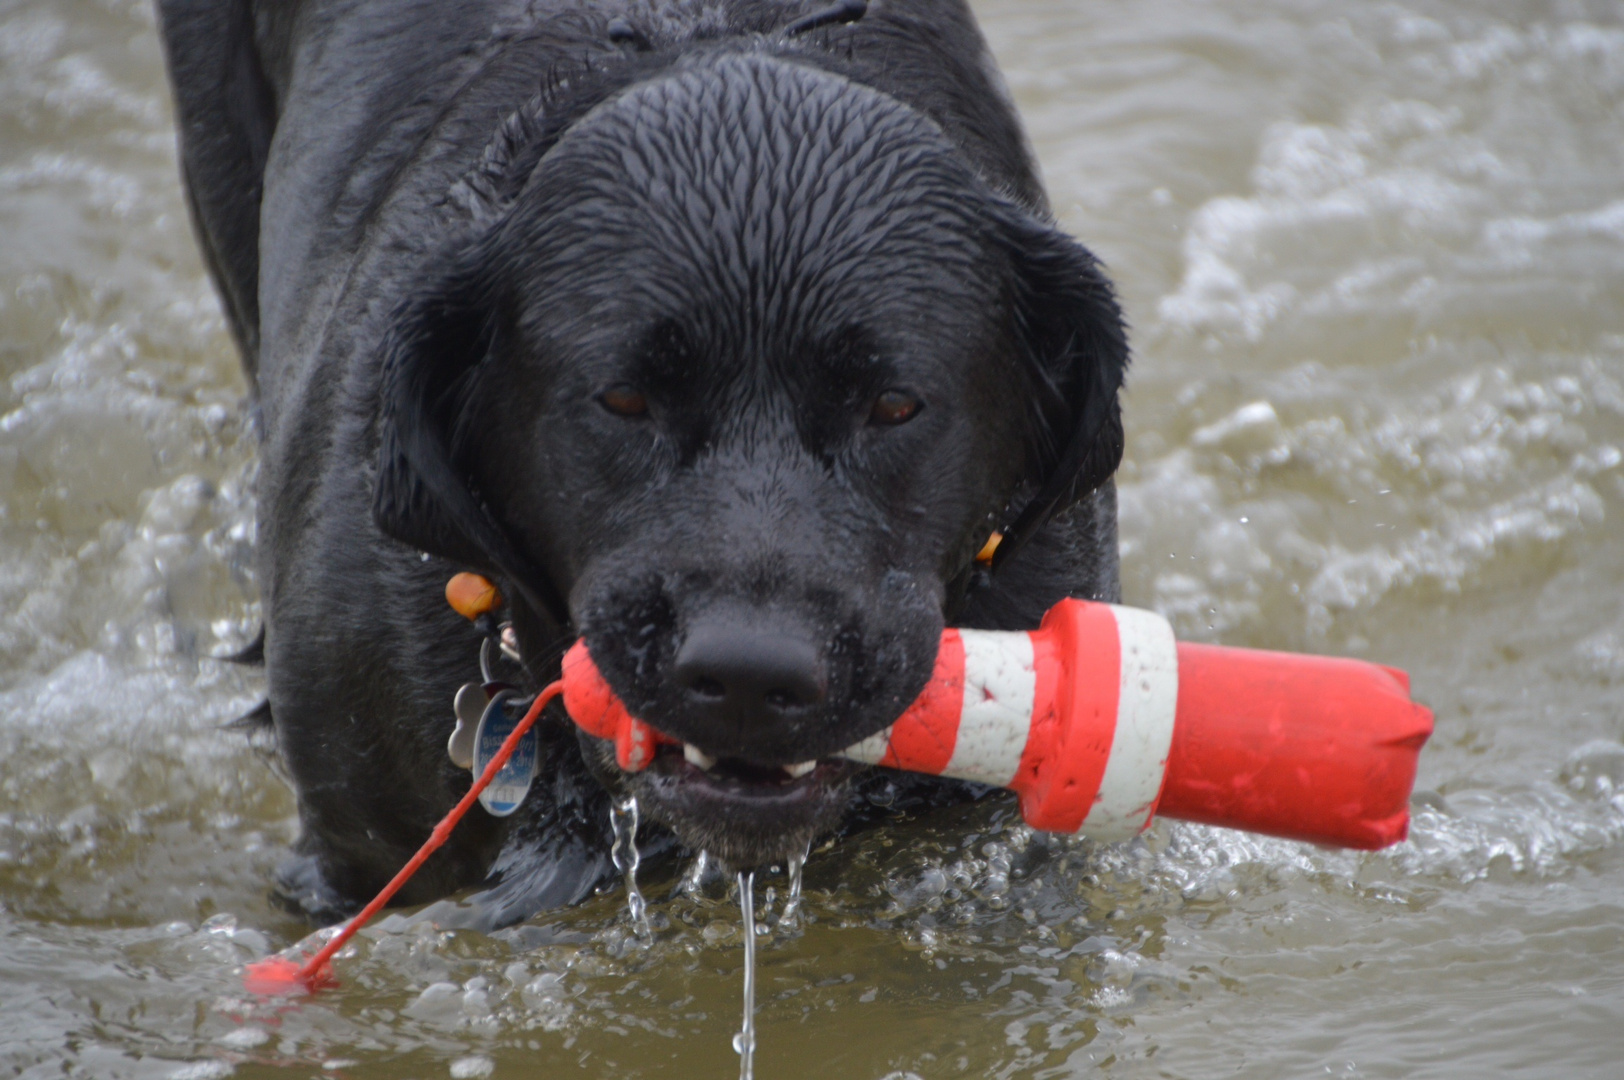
{"left": 449, "top": 1054, "right": 495, "bottom": 1079}
{"left": 213, "top": 1025, "right": 268, "bottom": 1050}
{"left": 1560, "top": 740, "right": 1624, "bottom": 803}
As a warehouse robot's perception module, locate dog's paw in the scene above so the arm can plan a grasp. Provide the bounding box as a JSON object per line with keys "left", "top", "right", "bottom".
{"left": 270, "top": 852, "right": 357, "bottom": 927}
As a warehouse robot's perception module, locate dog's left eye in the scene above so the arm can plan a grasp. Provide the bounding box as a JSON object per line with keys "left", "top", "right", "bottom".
{"left": 597, "top": 384, "right": 649, "bottom": 418}
{"left": 869, "top": 389, "right": 923, "bottom": 426}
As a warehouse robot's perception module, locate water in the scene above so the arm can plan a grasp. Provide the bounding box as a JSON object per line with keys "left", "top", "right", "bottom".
{"left": 733, "top": 873, "right": 758, "bottom": 1080}
{"left": 609, "top": 797, "right": 651, "bottom": 942}
{"left": 3, "top": 0, "right": 1624, "bottom": 1076}
{"left": 680, "top": 849, "right": 712, "bottom": 897}
{"left": 617, "top": 822, "right": 801, "bottom": 1076}
{"left": 779, "top": 844, "right": 808, "bottom": 929}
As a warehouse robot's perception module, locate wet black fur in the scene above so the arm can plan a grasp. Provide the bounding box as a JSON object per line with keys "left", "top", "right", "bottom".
{"left": 159, "top": 0, "right": 1127, "bottom": 926}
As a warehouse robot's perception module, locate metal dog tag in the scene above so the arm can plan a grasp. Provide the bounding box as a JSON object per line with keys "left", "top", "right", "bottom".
{"left": 448, "top": 682, "right": 484, "bottom": 769}
{"left": 472, "top": 689, "right": 536, "bottom": 817}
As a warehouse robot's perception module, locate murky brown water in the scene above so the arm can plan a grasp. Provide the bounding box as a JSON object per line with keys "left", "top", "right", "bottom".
{"left": 3, "top": 1, "right": 1623, "bottom": 1076}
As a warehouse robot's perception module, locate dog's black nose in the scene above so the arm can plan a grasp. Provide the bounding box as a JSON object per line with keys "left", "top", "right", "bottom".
{"left": 674, "top": 618, "right": 827, "bottom": 724}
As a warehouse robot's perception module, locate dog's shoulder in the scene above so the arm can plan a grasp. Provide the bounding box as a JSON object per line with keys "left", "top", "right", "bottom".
{"left": 156, "top": 0, "right": 279, "bottom": 379}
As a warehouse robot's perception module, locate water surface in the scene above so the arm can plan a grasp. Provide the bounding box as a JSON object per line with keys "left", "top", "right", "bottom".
{"left": 2, "top": 1, "right": 1622, "bottom": 1076}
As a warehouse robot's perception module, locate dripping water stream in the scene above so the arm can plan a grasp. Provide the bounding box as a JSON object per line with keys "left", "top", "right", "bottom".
{"left": 608, "top": 797, "right": 809, "bottom": 1079}
{"left": 734, "top": 870, "right": 758, "bottom": 1080}
{"left": 731, "top": 840, "right": 808, "bottom": 1078}
{"left": 610, "top": 793, "right": 761, "bottom": 1079}
{"left": 608, "top": 796, "right": 651, "bottom": 941}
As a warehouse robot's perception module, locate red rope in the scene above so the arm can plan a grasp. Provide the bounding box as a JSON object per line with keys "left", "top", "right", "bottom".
{"left": 245, "top": 681, "right": 563, "bottom": 994}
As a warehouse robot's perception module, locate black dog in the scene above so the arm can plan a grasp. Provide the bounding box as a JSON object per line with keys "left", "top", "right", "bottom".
{"left": 159, "top": 0, "right": 1126, "bottom": 927}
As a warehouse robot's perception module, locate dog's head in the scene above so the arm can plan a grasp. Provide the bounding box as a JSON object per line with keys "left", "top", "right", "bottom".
{"left": 373, "top": 50, "right": 1126, "bottom": 867}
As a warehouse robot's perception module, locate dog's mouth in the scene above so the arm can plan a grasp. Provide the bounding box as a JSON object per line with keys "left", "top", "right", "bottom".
{"left": 663, "top": 740, "right": 826, "bottom": 783}
{"left": 562, "top": 580, "right": 946, "bottom": 868}
{"left": 580, "top": 729, "right": 859, "bottom": 870}
{"left": 647, "top": 739, "right": 853, "bottom": 796}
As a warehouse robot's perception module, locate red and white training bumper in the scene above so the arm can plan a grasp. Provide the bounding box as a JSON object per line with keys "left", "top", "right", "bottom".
{"left": 840, "top": 602, "right": 1180, "bottom": 842}
{"left": 562, "top": 598, "right": 1434, "bottom": 850}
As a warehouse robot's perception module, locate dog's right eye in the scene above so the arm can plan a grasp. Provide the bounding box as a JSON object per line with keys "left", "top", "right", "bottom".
{"left": 597, "top": 384, "right": 649, "bottom": 418}
{"left": 869, "top": 389, "right": 923, "bottom": 426}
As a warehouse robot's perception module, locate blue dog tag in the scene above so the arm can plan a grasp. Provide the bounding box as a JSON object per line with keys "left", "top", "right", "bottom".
{"left": 473, "top": 690, "right": 536, "bottom": 817}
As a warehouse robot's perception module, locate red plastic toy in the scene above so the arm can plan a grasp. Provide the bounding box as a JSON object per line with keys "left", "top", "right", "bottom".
{"left": 563, "top": 598, "right": 1433, "bottom": 850}
{"left": 246, "top": 596, "right": 1433, "bottom": 996}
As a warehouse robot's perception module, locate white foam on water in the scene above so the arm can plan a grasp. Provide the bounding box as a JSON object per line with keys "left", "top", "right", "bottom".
{"left": 1154, "top": 17, "right": 1624, "bottom": 347}
{"left": 448, "top": 1053, "right": 495, "bottom": 1079}
{"left": 1118, "top": 359, "right": 1622, "bottom": 643}
{"left": 1098, "top": 761, "right": 1624, "bottom": 908}
{"left": 167, "top": 1061, "right": 234, "bottom": 1080}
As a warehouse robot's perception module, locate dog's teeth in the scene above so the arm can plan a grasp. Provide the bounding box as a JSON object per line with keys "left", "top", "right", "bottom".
{"left": 683, "top": 743, "right": 717, "bottom": 771}
{"left": 784, "top": 761, "right": 817, "bottom": 779}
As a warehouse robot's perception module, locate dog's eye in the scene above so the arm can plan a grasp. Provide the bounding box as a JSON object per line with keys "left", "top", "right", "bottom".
{"left": 869, "top": 389, "right": 922, "bottom": 426}
{"left": 597, "top": 384, "right": 649, "bottom": 418}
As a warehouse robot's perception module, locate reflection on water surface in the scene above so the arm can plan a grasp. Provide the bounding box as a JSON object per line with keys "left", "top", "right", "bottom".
{"left": 1, "top": 0, "right": 1622, "bottom": 1076}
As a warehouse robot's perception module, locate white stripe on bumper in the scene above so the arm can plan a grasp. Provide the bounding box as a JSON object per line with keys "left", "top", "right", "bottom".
{"left": 842, "top": 725, "right": 892, "bottom": 766}
{"left": 1079, "top": 604, "right": 1179, "bottom": 841}
{"left": 942, "top": 627, "right": 1037, "bottom": 787}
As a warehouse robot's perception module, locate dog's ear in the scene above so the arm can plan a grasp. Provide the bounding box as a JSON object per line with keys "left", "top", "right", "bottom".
{"left": 372, "top": 267, "right": 570, "bottom": 625}
{"left": 991, "top": 210, "right": 1129, "bottom": 573}
{"left": 373, "top": 270, "right": 496, "bottom": 567}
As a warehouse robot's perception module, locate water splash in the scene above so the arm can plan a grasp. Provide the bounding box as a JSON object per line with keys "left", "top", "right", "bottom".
{"left": 680, "top": 849, "right": 711, "bottom": 897}
{"left": 779, "top": 840, "right": 810, "bottom": 929}
{"left": 608, "top": 796, "right": 651, "bottom": 940}
{"left": 732, "top": 870, "right": 758, "bottom": 1080}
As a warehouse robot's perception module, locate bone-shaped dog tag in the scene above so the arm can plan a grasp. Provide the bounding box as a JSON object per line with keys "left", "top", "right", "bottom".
{"left": 448, "top": 682, "right": 484, "bottom": 769}
{"left": 473, "top": 689, "right": 536, "bottom": 817}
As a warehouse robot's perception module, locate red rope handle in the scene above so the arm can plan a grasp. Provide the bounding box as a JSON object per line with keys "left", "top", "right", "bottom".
{"left": 245, "top": 681, "right": 563, "bottom": 994}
